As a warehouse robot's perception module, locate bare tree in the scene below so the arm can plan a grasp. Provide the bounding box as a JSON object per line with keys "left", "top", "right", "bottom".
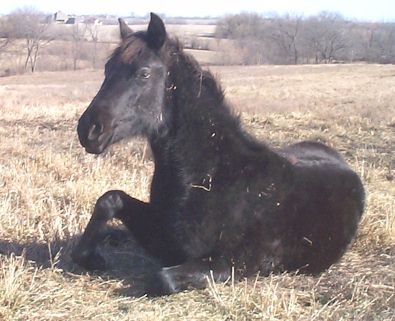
{"left": 302, "top": 12, "right": 348, "bottom": 63}
{"left": 0, "top": 38, "right": 9, "bottom": 52}
{"left": 216, "top": 12, "right": 359, "bottom": 65}
{"left": 84, "top": 21, "right": 100, "bottom": 69}
{"left": 215, "top": 13, "right": 268, "bottom": 64}
{"left": 216, "top": 13, "right": 265, "bottom": 39}
{"left": 265, "top": 15, "right": 302, "bottom": 64}
{"left": 0, "top": 17, "right": 12, "bottom": 52}
{"left": 368, "top": 23, "right": 395, "bottom": 63}
{"left": 7, "top": 8, "right": 53, "bottom": 72}
{"left": 71, "top": 23, "right": 84, "bottom": 70}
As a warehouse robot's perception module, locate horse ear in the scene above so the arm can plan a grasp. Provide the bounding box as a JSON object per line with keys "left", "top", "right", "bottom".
{"left": 118, "top": 18, "right": 133, "bottom": 40}
{"left": 147, "top": 12, "right": 166, "bottom": 50}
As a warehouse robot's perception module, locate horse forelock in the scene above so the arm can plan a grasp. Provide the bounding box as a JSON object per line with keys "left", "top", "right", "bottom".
{"left": 118, "top": 35, "right": 146, "bottom": 64}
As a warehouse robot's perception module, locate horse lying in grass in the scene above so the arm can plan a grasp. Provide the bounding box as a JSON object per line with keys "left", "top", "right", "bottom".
{"left": 72, "top": 13, "right": 365, "bottom": 295}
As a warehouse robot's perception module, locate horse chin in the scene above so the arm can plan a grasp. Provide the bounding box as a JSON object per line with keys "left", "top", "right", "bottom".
{"left": 84, "top": 145, "right": 106, "bottom": 155}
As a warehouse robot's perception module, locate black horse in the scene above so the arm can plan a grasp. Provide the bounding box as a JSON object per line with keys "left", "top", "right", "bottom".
{"left": 72, "top": 13, "right": 365, "bottom": 295}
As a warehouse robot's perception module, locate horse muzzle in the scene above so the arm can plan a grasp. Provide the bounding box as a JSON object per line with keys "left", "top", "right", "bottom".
{"left": 77, "top": 112, "right": 114, "bottom": 154}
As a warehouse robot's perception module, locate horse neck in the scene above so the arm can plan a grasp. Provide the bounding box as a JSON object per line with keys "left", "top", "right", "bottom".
{"left": 166, "top": 53, "right": 237, "bottom": 162}
{"left": 149, "top": 50, "right": 286, "bottom": 177}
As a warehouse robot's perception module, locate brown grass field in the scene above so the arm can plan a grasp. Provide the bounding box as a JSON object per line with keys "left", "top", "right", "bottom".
{"left": 0, "top": 63, "right": 394, "bottom": 320}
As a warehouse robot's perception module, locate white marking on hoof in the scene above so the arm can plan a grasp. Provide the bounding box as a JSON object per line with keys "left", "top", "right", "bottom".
{"left": 160, "top": 266, "right": 180, "bottom": 293}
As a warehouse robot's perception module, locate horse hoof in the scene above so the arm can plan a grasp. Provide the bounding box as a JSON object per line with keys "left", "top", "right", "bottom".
{"left": 158, "top": 266, "right": 179, "bottom": 294}
{"left": 144, "top": 267, "right": 179, "bottom": 296}
{"left": 72, "top": 250, "right": 106, "bottom": 271}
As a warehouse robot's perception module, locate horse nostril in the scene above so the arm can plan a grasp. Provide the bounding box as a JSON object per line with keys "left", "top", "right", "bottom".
{"left": 87, "top": 122, "right": 104, "bottom": 141}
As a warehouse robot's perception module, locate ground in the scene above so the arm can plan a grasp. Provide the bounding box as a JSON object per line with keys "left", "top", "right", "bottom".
{"left": 0, "top": 64, "right": 394, "bottom": 320}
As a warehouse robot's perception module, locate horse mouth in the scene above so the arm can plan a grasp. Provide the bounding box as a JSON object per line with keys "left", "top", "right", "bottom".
{"left": 83, "top": 132, "right": 114, "bottom": 154}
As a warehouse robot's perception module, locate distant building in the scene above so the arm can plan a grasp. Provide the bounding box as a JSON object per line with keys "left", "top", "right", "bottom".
{"left": 53, "top": 11, "right": 76, "bottom": 24}
{"left": 54, "top": 11, "right": 68, "bottom": 23}
{"left": 66, "top": 17, "right": 76, "bottom": 24}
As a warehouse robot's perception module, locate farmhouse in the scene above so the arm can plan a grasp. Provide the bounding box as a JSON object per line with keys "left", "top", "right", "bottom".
{"left": 53, "top": 11, "right": 75, "bottom": 24}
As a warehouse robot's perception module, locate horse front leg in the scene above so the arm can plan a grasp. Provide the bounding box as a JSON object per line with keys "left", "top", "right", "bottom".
{"left": 153, "top": 256, "right": 231, "bottom": 295}
{"left": 72, "top": 190, "right": 150, "bottom": 270}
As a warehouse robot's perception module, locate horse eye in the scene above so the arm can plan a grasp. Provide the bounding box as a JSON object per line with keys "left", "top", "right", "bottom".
{"left": 138, "top": 68, "right": 151, "bottom": 79}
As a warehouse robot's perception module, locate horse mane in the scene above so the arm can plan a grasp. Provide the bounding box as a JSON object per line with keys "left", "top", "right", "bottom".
{"left": 165, "top": 37, "right": 225, "bottom": 104}
{"left": 162, "top": 37, "right": 271, "bottom": 156}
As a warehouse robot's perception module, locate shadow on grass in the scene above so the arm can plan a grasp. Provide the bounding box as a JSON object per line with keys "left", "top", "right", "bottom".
{"left": 0, "top": 231, "right": 161, "bottom": 297}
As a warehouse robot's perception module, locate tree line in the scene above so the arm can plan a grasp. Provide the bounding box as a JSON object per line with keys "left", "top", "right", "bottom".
{"left": 1, "top": 9, "right": 395, "bottom": 74}
{"left": 216, "top": 12, "right": 395, "bottom": 65}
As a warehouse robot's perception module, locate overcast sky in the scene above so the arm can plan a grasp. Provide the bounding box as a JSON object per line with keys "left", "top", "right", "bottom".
{"left": 1, "top": 0, "right": 394, "bottom": 22}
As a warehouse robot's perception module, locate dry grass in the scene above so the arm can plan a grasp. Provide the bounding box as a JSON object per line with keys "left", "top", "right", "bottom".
{"left": 0, "top": 64, "right": 394, "bottom": 320}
